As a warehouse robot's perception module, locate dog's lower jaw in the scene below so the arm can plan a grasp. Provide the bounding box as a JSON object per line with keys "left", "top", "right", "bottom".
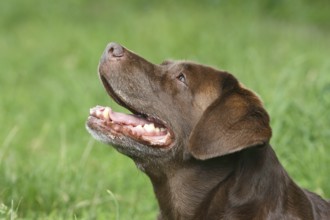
{"left": 86, "top": 119, "right": 174, "bottom": 161}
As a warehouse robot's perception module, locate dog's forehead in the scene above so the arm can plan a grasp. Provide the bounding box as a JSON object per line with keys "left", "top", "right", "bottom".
{"left": 161, "top": 60, "right": 188, "bottom": 68}
{"left": 161, "top": 60, "right": 205, "bottom": 73}
{"left": 160, "top": 59, "right": 175, "bottom": 66}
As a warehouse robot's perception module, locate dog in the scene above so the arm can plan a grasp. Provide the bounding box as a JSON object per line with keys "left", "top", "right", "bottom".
{"left": 86, "top": 42, "right": 330, "bottom": 220}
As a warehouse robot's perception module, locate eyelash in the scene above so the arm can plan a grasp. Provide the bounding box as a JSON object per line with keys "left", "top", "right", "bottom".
{"left": 176, "top": 73, "right": 186, "bottom": 84}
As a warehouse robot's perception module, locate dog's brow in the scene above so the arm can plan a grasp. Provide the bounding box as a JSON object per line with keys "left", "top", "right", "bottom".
{"left": 182, "top": 63, "right": 193, "bottom": 71}
{"left": 161, "top": 60, "right": 173, "bottom": 66}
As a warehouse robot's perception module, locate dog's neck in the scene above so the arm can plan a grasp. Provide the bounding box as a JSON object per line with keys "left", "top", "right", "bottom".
{"left": 146, "top": 145, "right": 290, "bottom": 220}
{"left": 146, "top": 153, "right": 238, "bottom": 219}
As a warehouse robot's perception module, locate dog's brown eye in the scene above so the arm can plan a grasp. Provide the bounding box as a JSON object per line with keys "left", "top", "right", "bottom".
{"left": 177, "top": 73, "right": 186, "bottom": 84}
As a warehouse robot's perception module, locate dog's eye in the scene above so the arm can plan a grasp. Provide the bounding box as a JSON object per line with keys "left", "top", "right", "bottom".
{"left": 176, "top": 73, "right": 186, "bottom": 84}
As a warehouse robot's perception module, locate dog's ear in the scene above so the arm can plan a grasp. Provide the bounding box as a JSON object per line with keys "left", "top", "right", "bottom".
{"left": 188, "top": 74, "right": 272, "bottom": 160}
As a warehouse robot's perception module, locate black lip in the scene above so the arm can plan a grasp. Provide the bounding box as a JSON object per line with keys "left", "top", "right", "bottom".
{"left": 100, "top": 75, "right": 141, "bottom": 116}
{"left": 99, "top": 74, "right": 175, "bottom": 143}
{"left": 100, "top": 75, "right": 164, "bottom": 124}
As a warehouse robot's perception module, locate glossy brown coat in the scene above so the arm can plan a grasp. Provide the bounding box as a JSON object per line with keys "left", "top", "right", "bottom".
{"left": 87, "top": 43, "right": 330, "bottom": 220}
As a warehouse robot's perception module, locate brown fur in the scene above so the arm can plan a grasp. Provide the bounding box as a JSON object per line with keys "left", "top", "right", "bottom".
{"left": 87, "top": 43, "right": 330, "bottom": 220}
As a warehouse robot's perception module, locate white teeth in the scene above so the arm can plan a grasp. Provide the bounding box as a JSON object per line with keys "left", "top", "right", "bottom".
{"left": 155, "top": 128, "right": 160, "bottom": 133}
{"left": 96, "top": 109, "right": 102, "bottom": 117}
{"left": 136, "top": 125, "right": 143, "bottom": 130}
{"left": 103, "top": 107, "right": 110, "bottom": 120}
{"left": 144, "top": 123, "right": 155, "bottom": 132}
{"left": 160, "top": 128, "right": 166, "bottom": 132}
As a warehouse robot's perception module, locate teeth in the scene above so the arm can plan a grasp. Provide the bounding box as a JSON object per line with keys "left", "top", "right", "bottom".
{"left": 160, "top": 128, "right": 166, "bottom": 132}
{"left": 144, "top": 123, "right": 155, "bottom": 133}
{"left": 96, "top": 109, "right": 102, "bottom": 118}
{"left": 155, "top": 128, "right": 160, "bottom": 133}
{"left": 103, "top": 107, "right": 110, "bottom": 120}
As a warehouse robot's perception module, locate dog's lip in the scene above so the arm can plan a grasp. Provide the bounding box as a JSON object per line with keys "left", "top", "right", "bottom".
{"left": 88, "top": 106, "right": 173, "bottom": 147}
{"left": 100, "top": 75, "right": 168, "bottom": 126}
{"left": 100, "top": 75, "right": 138, "bottom": 115}
{"left": 94, "top": 75, "right": 175, "bottom": 148}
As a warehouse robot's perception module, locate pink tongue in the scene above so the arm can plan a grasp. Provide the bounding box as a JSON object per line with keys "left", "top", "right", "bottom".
{"left": 109, "top": 108, "right": 150, "bottom": 126}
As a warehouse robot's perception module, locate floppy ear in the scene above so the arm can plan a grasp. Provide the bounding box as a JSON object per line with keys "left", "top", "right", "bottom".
{"left": 188, "top": 76, "right": 272, "bottom": 160}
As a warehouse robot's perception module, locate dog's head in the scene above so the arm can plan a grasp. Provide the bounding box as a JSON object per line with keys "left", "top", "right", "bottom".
{"left": 86, "top": 43, "right": 272, "bottom": 167}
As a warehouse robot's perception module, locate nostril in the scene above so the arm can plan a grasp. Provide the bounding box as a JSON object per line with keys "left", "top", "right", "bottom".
{"left": 107, "top": 42, "right": 124, "bottom": 58}
{"left": 108, "top": 46, "right": 114, "bottom": 54}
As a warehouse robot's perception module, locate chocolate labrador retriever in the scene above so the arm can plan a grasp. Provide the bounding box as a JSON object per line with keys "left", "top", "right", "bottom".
{"left": 86, "top": 42, "right": 330, "bottom": 220}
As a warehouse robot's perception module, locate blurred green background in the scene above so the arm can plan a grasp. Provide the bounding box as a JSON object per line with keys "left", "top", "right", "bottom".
{"left": 0, "top": 0, "right": 329, "bottom": 219}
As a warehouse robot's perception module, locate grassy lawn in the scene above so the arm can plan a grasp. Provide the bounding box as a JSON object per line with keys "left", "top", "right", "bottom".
{"left": 0, "top": 0, "right": 329, "bottom": 219}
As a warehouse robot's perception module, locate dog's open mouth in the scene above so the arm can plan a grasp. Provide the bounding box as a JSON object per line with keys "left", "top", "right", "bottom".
{"left": 89, "top": 106, "right": 173, "bottom": 147}
{"left": 88, "top": 75, "right": 174, "bottom": 148}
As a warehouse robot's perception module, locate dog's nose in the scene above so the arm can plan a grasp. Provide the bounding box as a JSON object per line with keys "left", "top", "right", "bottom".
{"left": 106, "top": 42, "right": 124, "bottom": 58}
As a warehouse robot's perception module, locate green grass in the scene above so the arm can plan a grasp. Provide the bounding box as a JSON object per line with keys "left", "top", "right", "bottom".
{"left": 0, "top": 0, "right": 330, "bottom": 219}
